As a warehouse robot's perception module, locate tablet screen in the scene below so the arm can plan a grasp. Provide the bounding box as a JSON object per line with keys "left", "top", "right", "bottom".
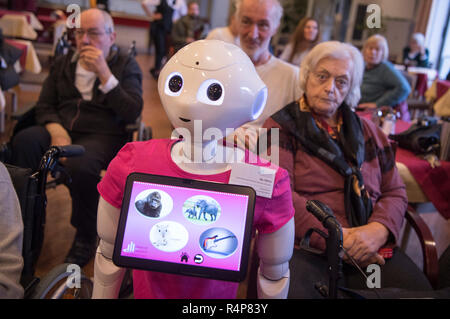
{"left": 113, "top": 173, "right": 256, "bottom": 282}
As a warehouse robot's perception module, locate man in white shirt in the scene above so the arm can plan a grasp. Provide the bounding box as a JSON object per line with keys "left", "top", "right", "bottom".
{"left": 206, "top": 11, "right": 240, "bottom": 46}
{"left": 9, "top": 8, "right": 143, "bottom": 267}
{"left": 232, "top": 0, "right": 302, "bottom": 152}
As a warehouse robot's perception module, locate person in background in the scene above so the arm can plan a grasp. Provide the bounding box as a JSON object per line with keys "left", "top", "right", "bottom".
{"left": 358, "top": 34, "right": 411, "bottom": 119}
{"left": 403, "top": 32, "right": 429, "bottom": 68}
{"left": 206, "top": 7, "right": 240, "bottom": 46}
{"left": 279, "top": 17, "right": 320, "bottom": 67}
{"left": 142, "top": 0, "right": 174, "bottom": 79}
{"left": 0, "top": 162, "right": 24, "bottom": 299}
{"left": 231, "top": 0, "right": 302, "bottom": 152}
{"left": 171, "top": 1, "right": 210, "bottom": 52}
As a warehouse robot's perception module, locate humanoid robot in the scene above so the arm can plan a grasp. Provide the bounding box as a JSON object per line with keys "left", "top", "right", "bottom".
{"left": 92, "top": 40, "right": 295, "bottom": 299}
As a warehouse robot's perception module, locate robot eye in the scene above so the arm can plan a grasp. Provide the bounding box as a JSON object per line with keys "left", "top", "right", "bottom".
{"left": 207, "top": 83, "right": 222, "bottom": 101}
{"left": 164, "top": 72, "right": 184, "bottom": 96}
{"left": 197, "top": 79, "right": 225, "bottom": 106}
{"left": 169, "top": 75, "right": 183, "bottom": 93}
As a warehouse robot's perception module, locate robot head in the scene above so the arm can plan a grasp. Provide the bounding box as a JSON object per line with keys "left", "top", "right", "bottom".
{"left": 158, "top": 40, "right": 267, "bottom": 139}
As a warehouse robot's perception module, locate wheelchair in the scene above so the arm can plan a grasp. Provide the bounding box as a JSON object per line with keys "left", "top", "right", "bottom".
{"left": 1, "top": 38, "right": 150, "bottom": 299}
{"left": 5, "top": 145, "right": 94, "bottom": 299}
{"left": 5, "top": 136, "right": 146, "bottom": 298}
{"left": 291, "top": 200, "right": 449, "bottom": 299}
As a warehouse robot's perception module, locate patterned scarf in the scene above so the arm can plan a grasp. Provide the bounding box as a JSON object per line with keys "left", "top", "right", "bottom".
{"left": 272, "top": 97, "right": 373, "bottom": 227}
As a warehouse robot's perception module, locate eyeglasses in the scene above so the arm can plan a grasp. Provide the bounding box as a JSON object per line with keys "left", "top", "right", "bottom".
{"left": 74, "top": 29, "right": 109, "bottom": 39}
{"left": 240, "top": 17, "right": 271, "bottom": 32}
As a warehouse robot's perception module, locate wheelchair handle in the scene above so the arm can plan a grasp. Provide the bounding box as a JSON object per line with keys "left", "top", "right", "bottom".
{"left": 53, "top": 145, "right": 85, "bottom": 158}
{"left": 306, "top": 200, "right": 338, "bottom": 228}
{"left": 37, "top": 145, "right": 85, "bottom": 194}
{"left": 306, "top": 200, "right": 343, "bottom": 299}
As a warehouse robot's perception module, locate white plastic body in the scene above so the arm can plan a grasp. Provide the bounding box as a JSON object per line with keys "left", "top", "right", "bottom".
{"left": 92, "top": 40, "right": 293, "bottom": 299}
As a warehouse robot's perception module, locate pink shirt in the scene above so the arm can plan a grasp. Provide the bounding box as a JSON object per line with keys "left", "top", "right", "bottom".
{"left": 98, "top": 139, "right": 294, "bottom": 299}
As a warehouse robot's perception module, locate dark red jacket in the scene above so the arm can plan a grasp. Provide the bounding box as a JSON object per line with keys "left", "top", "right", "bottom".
{"left": 264, "top": 102, "right": 407, "bottom": 251}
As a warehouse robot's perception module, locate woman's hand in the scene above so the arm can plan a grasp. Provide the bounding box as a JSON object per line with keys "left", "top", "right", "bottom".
{"left": 342, "top": 222, "right": 389, "bottom": 268}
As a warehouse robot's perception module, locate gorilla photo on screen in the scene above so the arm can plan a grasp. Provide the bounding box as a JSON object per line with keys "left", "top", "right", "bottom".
{"left": 136, "top": 191, "right": 162, "bottom": 218}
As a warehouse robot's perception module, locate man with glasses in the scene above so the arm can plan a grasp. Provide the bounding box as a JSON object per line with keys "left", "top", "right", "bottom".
{"left": 9, "top": 8, "right": 143, "bottom": 267}
{"left": 231, "top": 0, "right": 302, "bottom": 153}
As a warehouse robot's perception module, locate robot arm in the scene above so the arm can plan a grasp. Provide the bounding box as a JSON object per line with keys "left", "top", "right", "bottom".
{"left": 257, "top": 217, "right": 294, "bottom": 299}
{"left": 92, "top": 197, "right": 126, "bottom": 299}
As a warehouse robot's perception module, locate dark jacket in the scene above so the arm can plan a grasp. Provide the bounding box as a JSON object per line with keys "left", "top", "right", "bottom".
{"left": 35, "top": 47, "right": 143, "bottom": 136}
{"left": 402, "top": 47, "right": 429, "bottom": 68}
{"left": 171, "top": 15, "right": 210, "bottom": 51}
{"left": 153, "top": 0, "right": 174, "bottom": 32}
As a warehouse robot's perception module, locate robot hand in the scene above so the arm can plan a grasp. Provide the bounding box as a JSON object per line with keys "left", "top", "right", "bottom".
{"left": 92, "top": 197, "right": 126, "bottom": 299}
{"left": 256, "top": 217, "right": 294, "bottom": 299}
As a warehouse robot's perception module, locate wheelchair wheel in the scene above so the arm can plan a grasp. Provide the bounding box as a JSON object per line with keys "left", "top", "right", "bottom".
{"left": 30, "top": 263, "right": 93, "bottom": 299}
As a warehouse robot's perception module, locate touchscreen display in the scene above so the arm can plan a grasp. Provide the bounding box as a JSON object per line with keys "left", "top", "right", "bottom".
{"left": 118, "top": 180, "right": 251, "bottom": 272}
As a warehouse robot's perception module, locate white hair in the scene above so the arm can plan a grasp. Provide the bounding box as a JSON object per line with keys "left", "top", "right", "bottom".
{"left": 235, "top": 0, "right": 283, "bottom": 29}
{"left": 83, "top": 8, "right": 115, "bottom": 33}
{"left": 411, "top": 32, "right": 425, "bottom": 47}
{"left": 299, "top": 41, "right": 364, "bottom": 108}
{"left": 362, "top": 34, "right": 389, "bottom": 61}
{"left": 100, "top": 9, "right": 115, "bottom": 34}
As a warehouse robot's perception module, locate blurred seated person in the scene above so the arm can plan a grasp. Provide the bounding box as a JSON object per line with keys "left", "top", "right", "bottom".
{"left": 206, "top": 8, "right": 240, "bottom": 46}
{"left": 403, "top": 33, "right": 429, "bottom": 68}
{"left": 0, "top": 162, "right": 24, "bottom": 299}
{"left": 171, "top": 1, "right": 210, "bottom": 52}
{"left": 279, "top": 17, "right": 320, "bottom": 67}
{"left": 264, "top": 41, "right": 433, "bottom": 297}
{"left": 8, "top": 8, "right": 143, "bottom": 267}
{"left": 358, "top": 35, "right": 411, "bottom": 119}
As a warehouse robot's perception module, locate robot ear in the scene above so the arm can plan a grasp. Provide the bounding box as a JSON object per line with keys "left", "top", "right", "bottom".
{"left": 251, "top": 87, "right": 268, "bottom": 121}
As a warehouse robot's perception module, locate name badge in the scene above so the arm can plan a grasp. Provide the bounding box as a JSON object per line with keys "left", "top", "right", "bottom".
{"left": 229, "top": 163, "right": 276, "bottom": 199}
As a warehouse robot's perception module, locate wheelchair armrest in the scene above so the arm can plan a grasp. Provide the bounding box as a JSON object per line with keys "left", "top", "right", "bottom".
{"left": 405, "top": 204, "right": 439, "bottom": 288}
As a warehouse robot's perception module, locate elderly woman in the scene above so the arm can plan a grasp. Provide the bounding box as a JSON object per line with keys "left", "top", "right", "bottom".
{"left": 358, "top": 35, "right": 411, "bottom": 118}
{"left": 264, "top": 41, "right": 432, "bottom": 298}
{"left": 279, "top": 17, "right": 320, "bottom": 67}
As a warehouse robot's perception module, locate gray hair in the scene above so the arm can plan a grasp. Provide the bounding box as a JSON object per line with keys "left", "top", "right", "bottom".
{"left": 83, "top": 8, "right": 115, "bottom": 33}
{"left": 362, "top": 34, "right": 389, "bottom": 61}
{"left": 411, "top": 32, "right": 425, "bottom": 47}
{"left": 299, "top": 41, "right": 364, "bottom": 108}
{"left": 100, "top": 9, "right": 115, "bottom": 34}
{"left": 235, "top": 0, "right": 283, "bottom": 29}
